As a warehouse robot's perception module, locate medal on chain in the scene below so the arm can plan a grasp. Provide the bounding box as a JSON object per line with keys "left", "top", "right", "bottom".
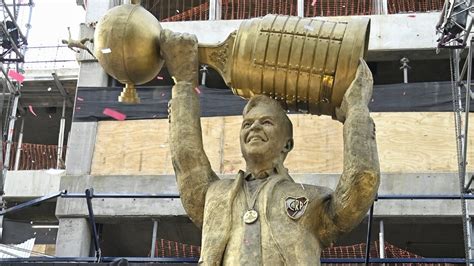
{"left": 243, "top": 179, "right": 269, "bottom": 224}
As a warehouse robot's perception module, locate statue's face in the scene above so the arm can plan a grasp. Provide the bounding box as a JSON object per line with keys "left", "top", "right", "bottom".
{"left": 240, "top": 103, "right": 289, "bottom": 163}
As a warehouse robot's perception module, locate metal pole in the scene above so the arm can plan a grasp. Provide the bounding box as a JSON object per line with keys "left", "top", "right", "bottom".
{"left": 463, "top": 39, "right": 473, "bottom": 265}
{"left": 2, "top": 93, "right": 19, "bottom": 194}
{"left": 400, "top": 57, "right": 410, "bottom": 84}
{"left": 85, "top": 188, "right": 101, "bottom": 262}
{"left": 379, "top": 220, "right": 385, "bottom": 262}
{"left": 381, "top": 0, "right": 388, "bottom": 14}
{"left": 365, "top": 204, "right": 374, "bottom": 265}
{"left": 209, "top": 0, "right": 222, "bottom": 20}
{"left": 452, "top": 48, "right": 471, "bottom": 266}
{"left": 150, "top": 220, "right": 158, "bottom": 258}
{"left": 13, "top": 118, "right": 23, "bottom": 170}
{"left": 56, "top": 99, "right": 66, "bottom": 169}
{"left": 297, "top": 0, "right": 304, "bottom": 17}
{"left": 200, "top": 65, "right": 208, "bottom": 86}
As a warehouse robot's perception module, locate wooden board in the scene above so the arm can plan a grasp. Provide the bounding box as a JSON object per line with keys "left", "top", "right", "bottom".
{"left": 90, "top": 112, "right": 473, "bottom": 175}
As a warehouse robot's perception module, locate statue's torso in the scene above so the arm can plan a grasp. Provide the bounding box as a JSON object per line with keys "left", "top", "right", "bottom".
{"left": 200, "top": 172, "right": 334, "bottom": 266}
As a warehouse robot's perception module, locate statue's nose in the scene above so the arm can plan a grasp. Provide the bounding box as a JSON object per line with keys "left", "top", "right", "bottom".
{"left": 249, "top": 121, "right": 262, "bottom": 130}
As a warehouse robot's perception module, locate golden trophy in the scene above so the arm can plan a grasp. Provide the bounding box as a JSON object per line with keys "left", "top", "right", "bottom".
{"left": 94, "top": 3, "right": 369, "bottom": 116}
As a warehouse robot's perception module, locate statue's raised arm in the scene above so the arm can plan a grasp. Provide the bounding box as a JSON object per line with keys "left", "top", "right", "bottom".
{"left": 160, "top": 29, "right": 219, "bottom": 228}
{"left": 318, "top": 59, "right": 380, "bottom": 245}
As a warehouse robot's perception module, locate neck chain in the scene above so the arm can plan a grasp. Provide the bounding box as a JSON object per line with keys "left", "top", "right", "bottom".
{"left": 242, "top": 178, "right": 269, "bottom": 224}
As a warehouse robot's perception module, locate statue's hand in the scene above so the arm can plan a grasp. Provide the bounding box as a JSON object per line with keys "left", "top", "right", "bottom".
{"left": 335, "top": 59, "right": 373, "bottom": 123}
{"left": 159, "top": 29, "right": 199, "bottom": 85}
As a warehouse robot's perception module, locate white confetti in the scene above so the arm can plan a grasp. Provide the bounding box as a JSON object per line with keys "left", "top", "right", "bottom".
{"left": 101, "top": 48, "right": 112, "bottom": 54}
{"left": 304, "top": 24, "right": 314, "bottom": 31}
{"left": 47, "top": 87, "right": 52, "bottom": 91}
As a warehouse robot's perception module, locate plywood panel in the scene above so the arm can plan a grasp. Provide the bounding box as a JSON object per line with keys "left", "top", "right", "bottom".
{"left": 92, "top": 120, "right": 168, "bottom": 175}
{"left": 373, "top": 113, "right": 470, "bottom": 173}
{"left": 221, "top": 116, "right": 245, "bottom": 174}
{"left": 286, "top": 115, "right": 343, "bottom": 173}
{"left": 91, "top": 118, "right": 224, "bottom": 175}
{"left": 90, "top": 113, "right": 474, "bottom": 176}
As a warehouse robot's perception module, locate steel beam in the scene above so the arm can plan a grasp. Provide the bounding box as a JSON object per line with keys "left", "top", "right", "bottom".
{"left": 52, "top": 73, "right": 73, "bottom": 107}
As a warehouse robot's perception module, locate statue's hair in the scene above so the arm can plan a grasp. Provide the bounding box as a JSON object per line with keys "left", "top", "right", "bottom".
{"left": 242, "top": 95, "right": 293, "bottom": 140}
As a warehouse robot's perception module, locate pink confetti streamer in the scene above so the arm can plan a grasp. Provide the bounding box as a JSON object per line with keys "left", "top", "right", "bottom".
{"left": 311, "top": 0, "right": 317, "bottom": 6}
{"left": 194, "top": 87, "right": 201, "bottom": 94}
{"left": 103, "top": 108, "right": 126, "bottom": 121}
{"left": 28, "top": 105, "right": 37, "bottom": 116}
{"left": 77, "top": 97, "right": 84, "bottom": 101}
{"left": 156, "top": 76, "right": 164, "bottom": 80}
{"left": 8, "top": 69, "right": 25, "bottom": 83}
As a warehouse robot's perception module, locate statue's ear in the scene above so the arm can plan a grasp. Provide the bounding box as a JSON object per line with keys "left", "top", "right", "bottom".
{"left": 283, "top": 138, "right": 294, "bottom": 153}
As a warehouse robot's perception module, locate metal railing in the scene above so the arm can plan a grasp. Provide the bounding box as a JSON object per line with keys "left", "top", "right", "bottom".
{"left": 0, "top": 190, "right": 472, "bottom": 264}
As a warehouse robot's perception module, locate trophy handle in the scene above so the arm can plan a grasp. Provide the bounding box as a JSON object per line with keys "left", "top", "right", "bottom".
{"left": 197, "top": 31, "right": 236, "bottom": 88}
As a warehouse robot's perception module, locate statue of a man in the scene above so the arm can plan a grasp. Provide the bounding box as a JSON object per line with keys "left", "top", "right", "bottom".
{"left": 161, "top": 28, "right": 380, "bottom": 265}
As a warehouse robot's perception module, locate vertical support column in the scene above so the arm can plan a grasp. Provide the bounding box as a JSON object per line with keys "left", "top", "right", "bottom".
{"left": 57, "top": 99, "right": 66, "bottom": 169}
{"left": 400, "top": 57, "right": 410, "bottom": 84}
{"left": 55, "top": 218, "right": 91, "bottom": 256}
{"left": 209, "top": 0, "right": 222, "bottom": 20}
{"left": 374, "top": 0, "right": 389, "bottom": 14}
{"left": 66, "top": 25, "right": 109, "bottom": 175}
{"left": 381, "top": 0, "right": 388, "bottom": 14}
{"left": 378, "top": 220, "right": 385, "bottom": 260}
{"left": 2, "top": 93, "right": 19, "bottom": 193}
{"left": 297, "top": 0, "right": 304, "bottom": 17}
{"left": 13, "top": 118, "right": 24, "bottom": 170}
{"left": 365, "top": 204, "right": 374, "bottom": 265}
{"left": 150, "top": 220, "right": 158, "bottom": 257}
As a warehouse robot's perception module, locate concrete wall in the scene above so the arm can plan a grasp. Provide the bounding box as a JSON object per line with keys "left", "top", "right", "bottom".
{"left": 4, "top": 170, "right": 64, "bottom": 200}
{"left": 56, "top": 173, "right": 471, "bottom": 219}
{"left": 161, "top": 12, "right": 441, "bottom": 61}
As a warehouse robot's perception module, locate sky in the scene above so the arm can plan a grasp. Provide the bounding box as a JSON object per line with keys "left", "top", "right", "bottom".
{"left": 9, "top": 0, "right": 86, "bottom": 70}
{"left": 22, "top": 0, "right": 85, "bottom": 46}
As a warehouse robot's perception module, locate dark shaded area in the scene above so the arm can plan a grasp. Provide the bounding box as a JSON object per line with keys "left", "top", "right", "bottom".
{"left": 74, "top": 81, "right": 473, "bottom": 121}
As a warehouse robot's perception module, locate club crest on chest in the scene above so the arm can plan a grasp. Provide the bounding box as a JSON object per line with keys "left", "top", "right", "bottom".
{"left": 285, "top": 196, "right": 309, "bottom": 220}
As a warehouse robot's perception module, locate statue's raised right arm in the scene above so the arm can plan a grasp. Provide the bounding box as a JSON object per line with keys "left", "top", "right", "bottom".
{"left": 160, "top": 29, "right": 219, "bottom": 228}
{"left": 318, "top": 59, "right": 380, "bottom": 245}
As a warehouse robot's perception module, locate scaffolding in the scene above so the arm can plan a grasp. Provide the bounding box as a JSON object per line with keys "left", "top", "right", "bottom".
{"left": 0, "top": 0, "right": 33, "bottom": 194}
{"left": 437, "top": 0, "right": 474, "bottom": 264}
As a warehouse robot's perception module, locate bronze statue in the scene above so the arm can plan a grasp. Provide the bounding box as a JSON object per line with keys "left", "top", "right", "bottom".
{"left": 162, "top": 29, "right": 380, "bottom": 265}
{"left": 92, "top": 3, "right": 379, "bottom": 264}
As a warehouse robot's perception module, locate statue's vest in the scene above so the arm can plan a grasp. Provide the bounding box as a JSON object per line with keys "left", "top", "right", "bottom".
{"left": 199, "top": 171, "right": 335, "bottom": 265}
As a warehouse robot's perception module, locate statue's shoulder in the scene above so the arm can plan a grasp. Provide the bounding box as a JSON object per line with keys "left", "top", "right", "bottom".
{"left": 278, "top": 179, "right": 334, "bottom": 200}
{"left": 209, "top": 178, "right": 234, "bottom": 190}
{"left": 208, "top": 174, "right": 242, "bottom": 194}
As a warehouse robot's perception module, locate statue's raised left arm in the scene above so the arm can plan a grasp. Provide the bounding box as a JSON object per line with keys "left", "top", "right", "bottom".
{"left": 318, "top": 59, "right": 380, "bottom": 245}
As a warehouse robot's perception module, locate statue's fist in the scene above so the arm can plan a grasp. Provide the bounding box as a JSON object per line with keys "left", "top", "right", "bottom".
{"left": 159, "top": 29, "right": 199, "bottom": 85}
{"left": 335, "top": 59, "right": 373, "bottom": 123}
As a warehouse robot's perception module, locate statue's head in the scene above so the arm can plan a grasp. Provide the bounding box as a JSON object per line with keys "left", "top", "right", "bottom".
{"left": 240, "top": 95, "right": 294, "bottom": 167}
